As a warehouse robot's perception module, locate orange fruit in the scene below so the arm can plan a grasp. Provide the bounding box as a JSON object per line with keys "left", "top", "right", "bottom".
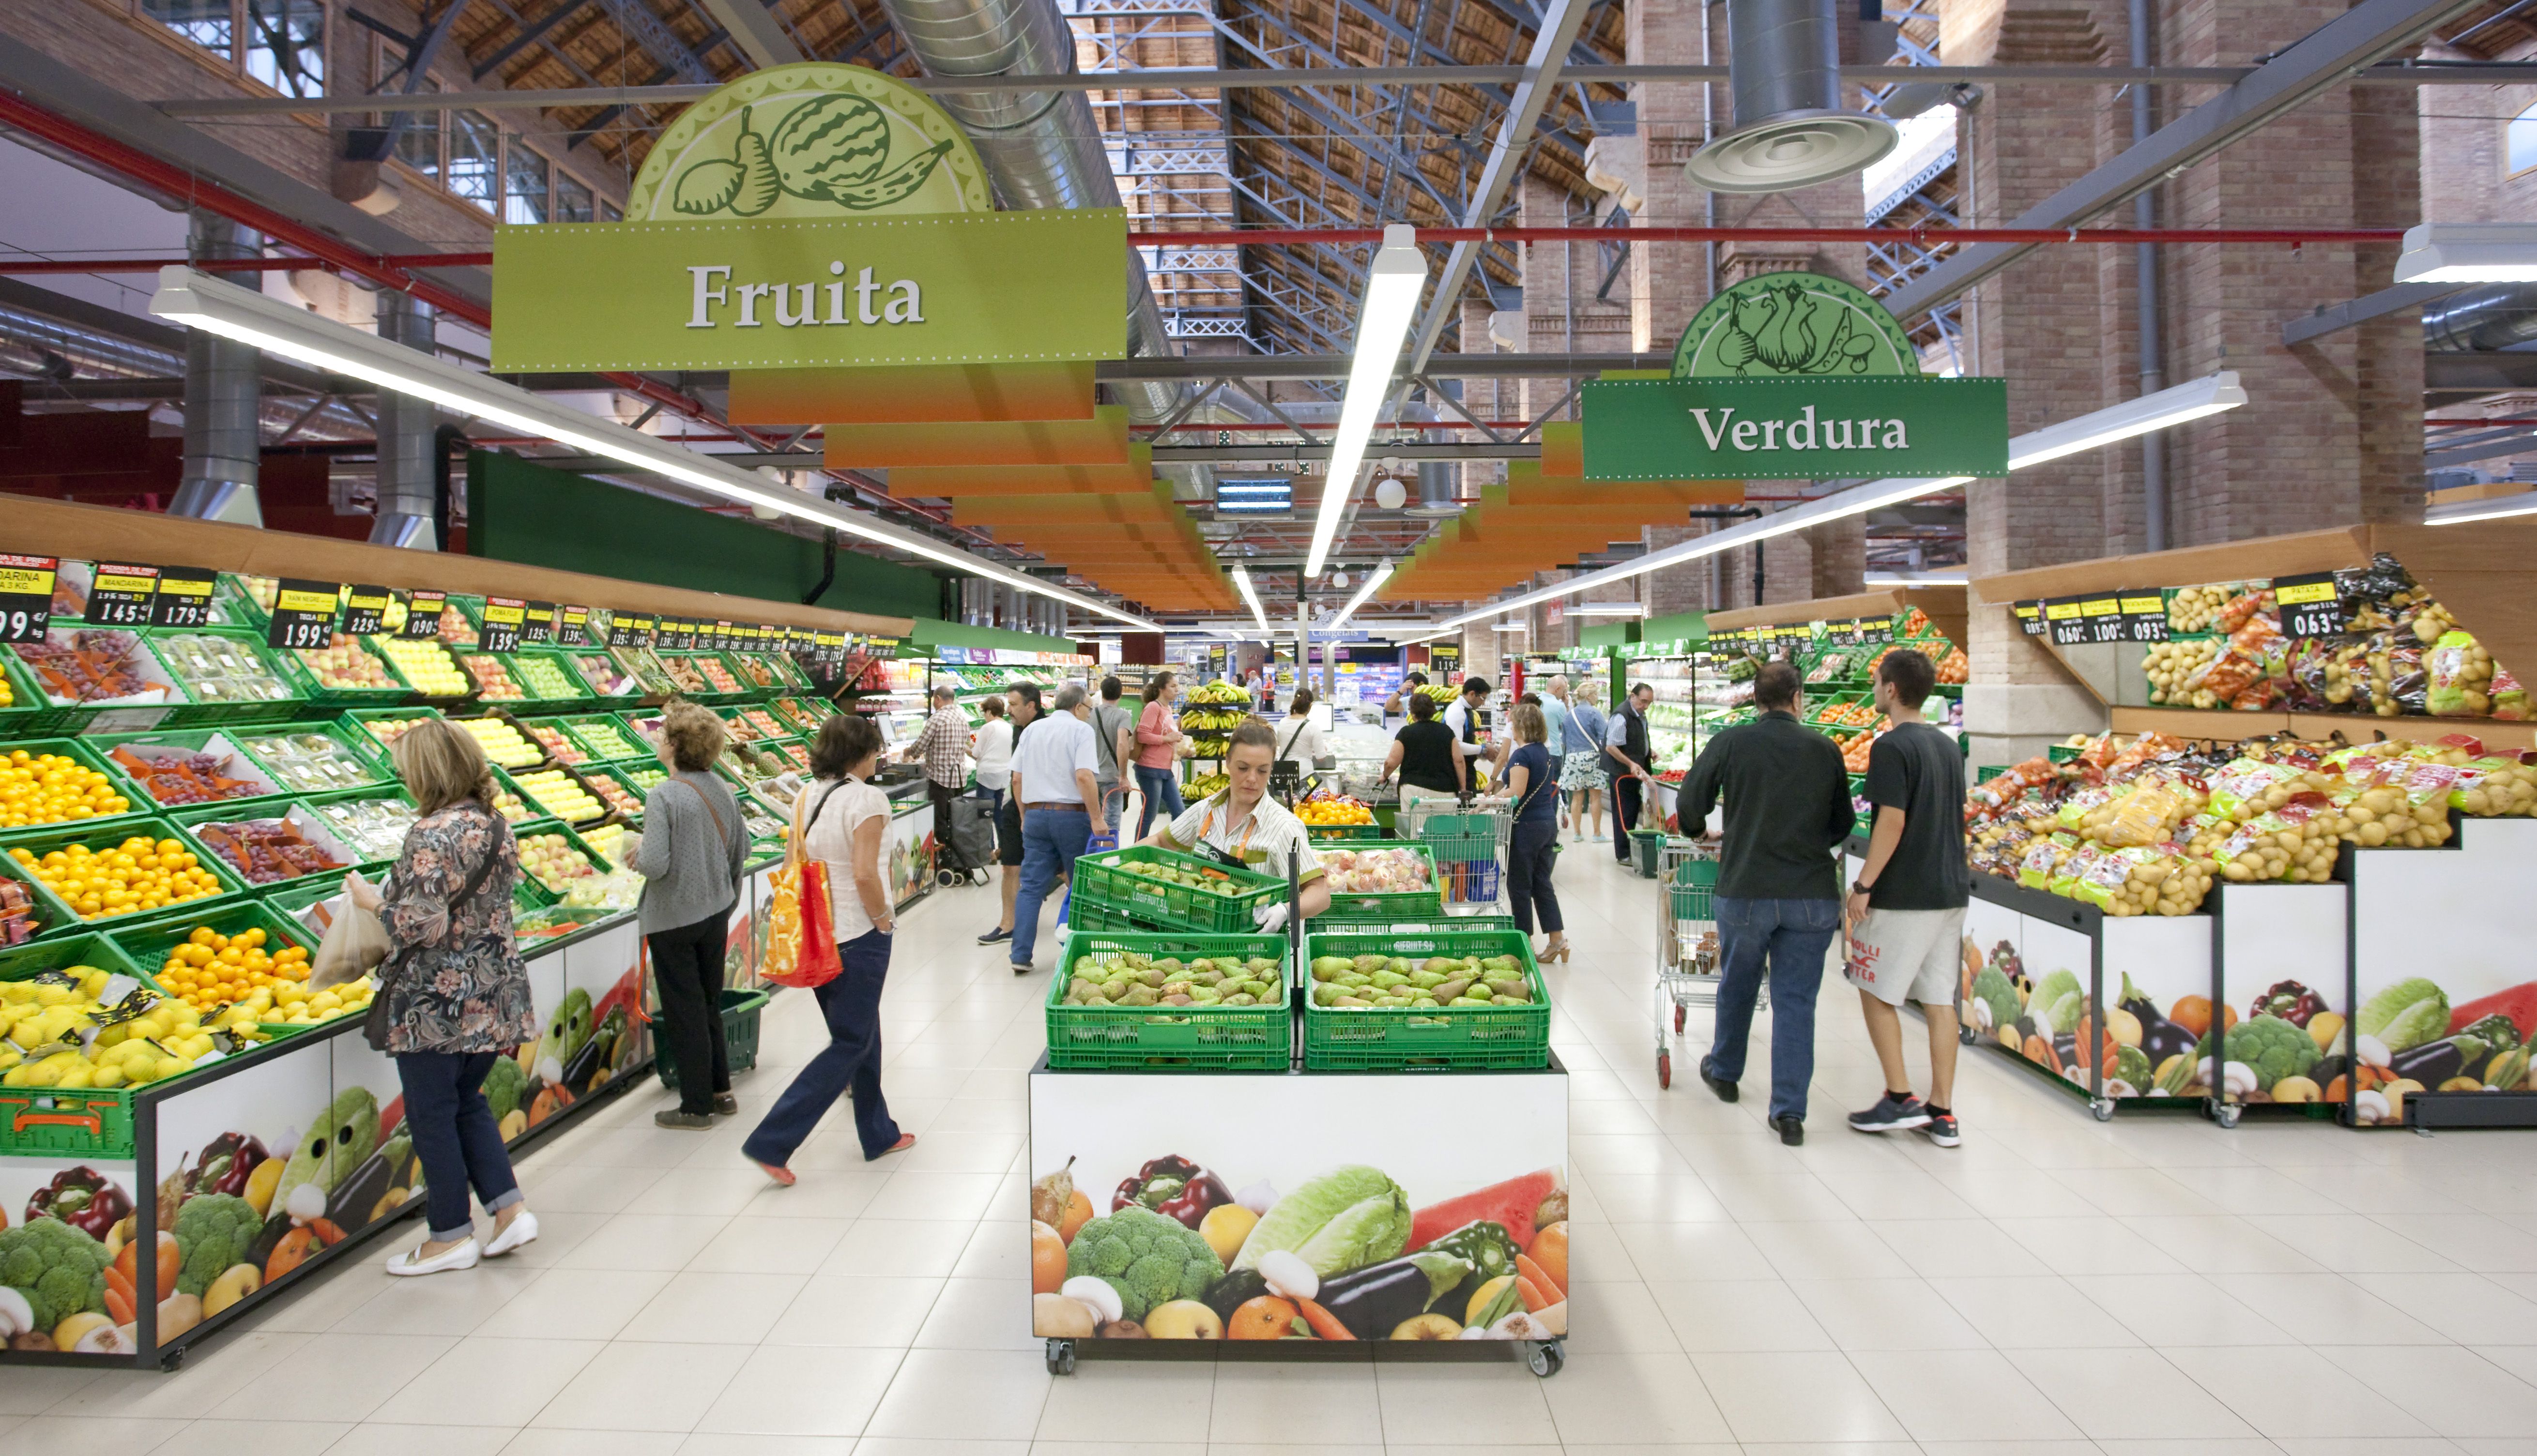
{"left": 1030, "top": 1220, "right": 1068, "bottom": 1294}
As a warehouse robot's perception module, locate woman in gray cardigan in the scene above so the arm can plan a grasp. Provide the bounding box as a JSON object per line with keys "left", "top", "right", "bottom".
{"left": 630, "top": 702, "right": 749, "bottom": 1129}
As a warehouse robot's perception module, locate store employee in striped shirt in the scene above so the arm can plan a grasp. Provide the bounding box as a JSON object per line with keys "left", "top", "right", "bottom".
{"left": 1145, "top": 717, "right": 1331, "bottom": 932}
{"left": 901, "top": 685, "right": 973, "bottom": 817}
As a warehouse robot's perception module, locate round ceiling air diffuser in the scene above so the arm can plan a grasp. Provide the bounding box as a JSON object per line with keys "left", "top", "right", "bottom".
{"left": 1686, "top": 110, "right": 1898, "bottom": 194}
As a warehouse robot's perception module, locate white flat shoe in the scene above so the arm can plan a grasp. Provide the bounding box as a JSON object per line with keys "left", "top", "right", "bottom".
{"left": 483, "top": 1210, "right": 539, "bottom": 1258}
{"left": 385, "top": 1237, "right": 480, "bottom": 1276}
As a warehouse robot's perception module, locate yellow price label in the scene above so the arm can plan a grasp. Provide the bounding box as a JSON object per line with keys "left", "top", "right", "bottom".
{"left": 275, "top": 589, "right": 337, "bottom": 613}
{"left": 92, "top": 574, "right": 156, "bottom": 595}
{"left": 346, "top": 591, "right": 390, "bottom": 610}
{"left": 2274, "top": 579, "right": 2336, "bottom": 605}
{"left": 158, "top": 577, "right": 212, "bottom": 597}
{"left": 482, "top": 602, "right": 526, "bottom": 624}
{"left": 2080, "top": 597, "right": 2122, "bottom": 617}
{"left": 2119, "top": 594, "right": 2163, "bottom": 615}
{"left": 2043, "top": 601, "right": 2082, "bottom": 621}
{"left": 0, "top": 567, "right": 55, "bottom": 594}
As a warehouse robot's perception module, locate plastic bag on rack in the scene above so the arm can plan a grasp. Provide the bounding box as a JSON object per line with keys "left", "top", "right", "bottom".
{"left": 310, "top": 877, "right": 390, "bottom": 990}
{"left": 2048, "top": 841, "right": 2102, "bottom": 900}
{"left": 2426, "top": 630, "right": 2497, "bottom": 717}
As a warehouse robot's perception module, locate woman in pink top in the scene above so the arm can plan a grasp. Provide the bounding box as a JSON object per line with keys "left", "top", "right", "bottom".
{"left": 1133, "top": 671, "right": 1186, "bottom": 837}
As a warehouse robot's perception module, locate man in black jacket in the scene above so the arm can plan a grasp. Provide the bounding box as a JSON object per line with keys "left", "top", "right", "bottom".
{"left": 1677, "top": 661, "right": 1856, "bottom": 1144}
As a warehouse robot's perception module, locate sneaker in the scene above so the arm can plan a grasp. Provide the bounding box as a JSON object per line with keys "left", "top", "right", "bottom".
{"left": 1697, "top": 1056, "right": 1739, "bottom": 1103}
{"left": 1917, "top": 1110, "right": 1961, "bottom": 1148}
{"left": 1773, "top": 1115, "right": 1805, "bottom": 1146}
{"left": 977, "top": 926, "right": 1013, "bottom": 945}
{"left": 655, "top": 1109, "right": 713, "bottom": 1131}
{"left": 1848, "top": 1092, "right": 1931, "bottom": 1134}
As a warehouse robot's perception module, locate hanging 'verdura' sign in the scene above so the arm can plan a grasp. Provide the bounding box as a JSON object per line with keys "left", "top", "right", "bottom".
{"left": 1580, "top": 375, "right": 2010, "bottom": 481}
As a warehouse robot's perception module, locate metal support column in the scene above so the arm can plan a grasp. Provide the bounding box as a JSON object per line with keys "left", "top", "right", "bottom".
{"left": 371, "top": 290, "right": 441, "bottom": 548}
{"left": 169, "top": 211, "right": 264, "bottom": 526}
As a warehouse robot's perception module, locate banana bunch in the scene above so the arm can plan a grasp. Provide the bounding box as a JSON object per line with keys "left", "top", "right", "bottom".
{"left": 1186, "top": 681, "right": 1251, "bottom": 705}
{"left": 1179, "top": 708, "right": 1251, "bottom": 733}
{"left": 1185, "top": 772, "right": 1230, "bottom": 798}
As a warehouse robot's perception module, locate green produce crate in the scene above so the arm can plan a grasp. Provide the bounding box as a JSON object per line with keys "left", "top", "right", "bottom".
{"left": 1974, "top": 764, "right": 2009, "bottom": 784}
{"left": 507, "top": 649, "right": 596, "bottom": 707}
{"left": 611, "top": 645, "right": 681, "bottom": 698}
{"left": 452, "top": 650, "right": 525, "bottom": 703}
{"left": 577, "top": 764, "right": 652, "bottom": 825}
{"left": 512, "top": 817, "right": 631, "bottom": 898}
{"left": 231, "top": 721, "right": 398, "bottom": 796}
{"left": 338, "top": 706, "right": 448, "bottom": 769}
{"left": 726, "top": 652, "right": 795, "bottom": 696}
{"left": 769, "top": 697, "right": 833, "bottom": 734}
{"left": 1046, "top": 930, "right": 1292, "bottom": 1071}
{"left": 0, "top": 652, "right": 48, "bottom": 738}
{"left": 0, "top": 817, "right": 248, "bottom": 932}
{"left": 146, "top": 626, "right": 306, "bottom": 727}
{"left": 301, "top": 784, "right": 422, "bottom": 867}
{"left": 1316, "top": 842, "right": 1445, "bottom": 923}
{"left": 1300, "top": 924, "right": 1549, "bottom": 1071}
{"left": 370, "top": 635, "right": 482, "bottom": 706}
{"left": 107, "top": 898, "right": 325, "bottom": 1039}
{"left": 171, "top": 800, "right": 371, "bottom": 895}
{"left": 0, "top": 931, "right": 154, "bottom": 1158}
{"left": 558, "top": 713, "right": 653, "bottom": 763}
{"left": 90, "top": 728, "right": 288, "bottom": 817}
{"left": 560, "top": 649, "right": 643, "bottom": 701}
{"left": 1668, "top": 852, "right": 1719, "bottom": 924}
{"left": 271, "top": 632, "right": 417, "bottom": 707}
{"left": 1303, "top": 822, "right": 1388, "bottom": 841}
{"left": 214, "top": 572, "right": 275, "bottom": 628}
{"left": 0, "top": 736, "right": 152, "bottom": 829}
{"left": 496, "top": 763, "right": 610, "bottom": 829}
{"left": 655, "top": 987, "right": 772, "bottom": 1091}
{"left": 1070, "top": 845, "right": 1286, "bottom": 934}
{"left": 3, "top": 625, "right": 190, "bottom": 735}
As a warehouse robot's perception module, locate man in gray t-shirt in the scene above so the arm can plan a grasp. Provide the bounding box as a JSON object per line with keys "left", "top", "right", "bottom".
{"left": 1091, "top": 676, "right": 1134, "bottom": 804}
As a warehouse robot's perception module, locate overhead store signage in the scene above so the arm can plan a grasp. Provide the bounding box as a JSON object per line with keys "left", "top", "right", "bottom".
{"left": 152, "top": 567, "right": 218, "bottom": 629}
{"left": 340, "top": 585, "right": 391, "bottom": 637}
{"left": 0, "top": 555, "right": 57, "bottom": 643}
{"left": 401, "top": 590, "right": 447, "bottom": 639}
{"left": 1580, "top": 375, "right": 2009, "bottom": 481}
{"left": 1583, "top": 271, "right": 2008, "bottom": 482}
{"left": 266, "top": 579, "right": 341, "bottom": 651}
{"left": 83, "top": 564, "right": 161, "bottom": 627}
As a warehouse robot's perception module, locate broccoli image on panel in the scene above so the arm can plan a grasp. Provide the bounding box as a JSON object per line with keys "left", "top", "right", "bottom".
{"left": 0, "top": 1216, "right": 110, "bottom": 1330}
{"left": 2225, "top": 1014, "right": 2321, "bottom": 1092}
{"left": 173, "top": 1193, "right": 261, "bottom": 1297}
{"left": 1063, "top": 1205, "right": 1224, "bottom": 1322}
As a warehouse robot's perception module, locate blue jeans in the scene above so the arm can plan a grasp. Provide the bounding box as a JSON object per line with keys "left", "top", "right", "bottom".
{"left": 1011, "top": 808, "right": 1093, "bottom": 967}
{"left": 1134, "top": 766, "right": 1184, "bottom": 838}
{"left": 394, "top": 1050, "right": 523, "bottom": 1243}
{"left": 975, "top": 786, "right": 1005, "bottom": 817}
{"left": 1705, "top": 895, "right": 1842, "bottom": 1122}
{"left": 744, "top": 929, "right": 900, "bottom": 1164}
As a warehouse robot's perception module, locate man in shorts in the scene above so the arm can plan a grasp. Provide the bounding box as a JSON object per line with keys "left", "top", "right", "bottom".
{"left": 978, "top": 684, "right": 1042, "bottom": 947}
{"left": 1843, "top": 646, "right": 1968, "bottom": 1147}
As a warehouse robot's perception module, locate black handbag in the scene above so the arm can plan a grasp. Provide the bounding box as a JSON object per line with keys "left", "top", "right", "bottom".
{"left": 366, "top": 808, "right": 508, "bottom": 1053}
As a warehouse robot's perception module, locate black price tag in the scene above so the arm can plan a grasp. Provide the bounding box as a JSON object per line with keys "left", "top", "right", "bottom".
{"left": 712, "top": 621, "right": 735, "bottom": 652}
{"left": 658, "top": 618, "right": 690, "bottom": 650}
{"left": 2043, "top": 596, "right": 2088, "bottom": 647}
{"left": 402, "top": 589, "right": 448, "bottom": 639}
{"left": 84, "top": 563, "right": 161, "bottom": 627}
{"left": 2273, "top": 572, "right": 2344, "bottom": 638}
{"left": 480, "top": 596, "right": 526, "bottom": 653}
{"left": 2079, "top": 594, "right": 2128, "bottom": 645}
{"left": 151, "top": 566, "right": 217, "bottom": 628}
{"left": 2120, "top": 590, "right": 2169, "bottom": 644}
{"left": 622, "top": 613, "right": 656, "bottom": 648}
{"left": 0, "top": 554, "right": 58, "bottom": 643}
{"left": 340, "top": 584, "right": 392, "bottom": 637}
{"left": 520, "top": 601, "right": 556, "bottom": 646}
{"left": 557, "top": 606, "right": 592, "bottom": 648}
{"left": 2013, "top": 601, "right": 2045, "bottom": 637}
{"left": 266, "top": 578, "right": 341, "bottom": 652}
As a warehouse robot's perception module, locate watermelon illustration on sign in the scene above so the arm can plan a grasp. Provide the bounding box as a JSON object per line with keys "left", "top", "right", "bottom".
{"left": 671, "top": 97, "right": 956, "bottom": 217}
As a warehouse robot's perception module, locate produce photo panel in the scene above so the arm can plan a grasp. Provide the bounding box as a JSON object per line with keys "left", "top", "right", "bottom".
{"left": 2213, "top": 881, "right": 2351, "bottom": 1111}
{"left": 2099, "top": 916, "right": 2215, "bottom": 1101}
{"left": 2348, "top": 817, "right": 2537, "bottom": 1127}
{"left": 0, "top": 1156, "right": 141, "bottom": 1359}
{"left": 1027, "top": 1070, "right": 1568, "bottom": 1343}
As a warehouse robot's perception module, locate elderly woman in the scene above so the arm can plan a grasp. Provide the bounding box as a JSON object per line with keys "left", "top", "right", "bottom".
{"left": 746, "top": 714, "right": 913, "bottom": 1181}
{"left": 346, "top": 716, "right": 538, "bottom": 1276}
{"left": 630, "top": 702, "right": 749, "bottom": 1131}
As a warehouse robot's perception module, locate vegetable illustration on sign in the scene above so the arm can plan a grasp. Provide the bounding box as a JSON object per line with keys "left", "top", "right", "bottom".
{"left": 1674, "top": 273, "right": 1920, "bottom": 380}
{"left": 629, "top": 62, "right": 991, "bottom": 223}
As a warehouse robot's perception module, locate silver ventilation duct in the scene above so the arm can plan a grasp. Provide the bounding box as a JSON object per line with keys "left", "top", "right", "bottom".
{"left": 876, "top": 0, "right": 1181, "bottom": 430}
{"left": 371, "top": 291, "right": 441, "bottom": 549}
{"left": 168, "top": 211, "right": 263, "bottom": 527}
{"left": 1412, "top": 462, "right": 1460, "bottom": 516}
{"left": 2424, "top": 285, "right": 2537, "bottom": 355}
{"left": 1686, "top": 0, "right": 1897, "bottom": 194}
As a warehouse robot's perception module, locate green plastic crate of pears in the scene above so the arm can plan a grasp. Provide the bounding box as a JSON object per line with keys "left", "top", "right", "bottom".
{"left": 1068, "top": 845, "right": 1285, "bottom": 934}
{"left": 1046, "top": 931, "right": 1292, "bottom": 1071}
{"left": 1301, "top": 925, "right": 1548, "bottom": 1071}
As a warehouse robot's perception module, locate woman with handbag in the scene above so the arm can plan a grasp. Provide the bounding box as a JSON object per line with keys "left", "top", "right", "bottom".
{"left": 1273, "top": 689, "right": 1333, "bottom": 777}
{"left": 745, "top": 714, "right": 915, "bottom": 1183}
{"left": 629, "top": 703, "right": 749, "bottom": 1130}
{"left": 343, "top": 716, "right": 539, "bottom": 1277}
{"left": 1501, "top": 701, "right": 1571, "bottom": 964}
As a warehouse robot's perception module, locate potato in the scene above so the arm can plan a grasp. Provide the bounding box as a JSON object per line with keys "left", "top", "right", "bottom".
{"left": 1033, "top": 1292, "right": 1097, "bottom": 1338}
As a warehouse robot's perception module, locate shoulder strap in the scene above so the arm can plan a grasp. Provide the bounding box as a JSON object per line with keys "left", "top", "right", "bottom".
{"left": 673, "top": 775, "right": 735, "bottom": 854}
{"left": 452, "top": 805, "right": 506, "bottom": 908}
{"left": 1281, "top": 717, "right": 1308, "bottom": 759}
{"left": 801, "top": 780, "right": 850, "bottom": 844}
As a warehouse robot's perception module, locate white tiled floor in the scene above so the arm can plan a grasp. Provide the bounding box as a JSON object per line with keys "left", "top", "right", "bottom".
{"left": 12, "top": 844, "right": 2537, "bottom": 1455}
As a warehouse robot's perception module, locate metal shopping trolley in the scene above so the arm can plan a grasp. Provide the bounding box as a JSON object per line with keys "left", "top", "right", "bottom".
{"left": 1055, "top": 784, "right": 1142, "bottom": 930}
{"left": 1653, "top": 837, "right": 1743, "bottom": 1089}
{"left": 1398, "top": 792, "right": 1513, "bottom": 912}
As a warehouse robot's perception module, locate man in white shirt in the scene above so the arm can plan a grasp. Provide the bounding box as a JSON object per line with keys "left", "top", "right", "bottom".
{"left": 1007, "top": 681, "right": 1108, "bottom": 974}
{"left": 1441, "top": 677, "right": 1507, "bottom": 778}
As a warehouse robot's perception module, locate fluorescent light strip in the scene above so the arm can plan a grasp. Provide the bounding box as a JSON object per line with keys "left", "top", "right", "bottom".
{"left": 1305, "top": 226, "right": 1429, "bottom": 578}
{"left": 2395, "top": 223, "right": 2537, "bottom": 285}
{"left": 1863, "top": 571, "right": 1969, "bottom": 587}
{"left": 1492, "top": 621, "right": 1528, "bottom": 631}
{"left": 147, "top": 267, "right": 1161, "bottom": 631}
{"left": 2427, "top": 489, "right": 2537, "bottom": 526}
{"left": 1325, "top": 560, "right": 1396, "bottom": 632}
{"left": 1437, "top": 371, "right": 2247, "bottom": 630}
{"left": 1230, "top": 564, "right": 1271, "bottom": 633}
{"left": 1567, "top": 602, "right": 1646, "bottom": 617}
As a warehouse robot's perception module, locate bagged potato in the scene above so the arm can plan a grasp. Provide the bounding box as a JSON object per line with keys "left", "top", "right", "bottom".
{"left": 2426, "top": 630, "right": 2496, "bottom": 717}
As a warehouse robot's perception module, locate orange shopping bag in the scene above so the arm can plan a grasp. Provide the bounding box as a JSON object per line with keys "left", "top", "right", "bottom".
{"left": 761, "top": 783, "right": 843, "bottom": 989}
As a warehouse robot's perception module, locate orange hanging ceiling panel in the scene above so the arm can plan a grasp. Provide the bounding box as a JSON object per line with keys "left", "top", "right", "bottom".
{"left": 823, "top": 407, "right": 1134, "bottom": 469}
{"left": 886, "top": 445, "right": 1155, "bottom": 497}
{"left": 731, "top": 362, "right": 1099, "bottom": 425}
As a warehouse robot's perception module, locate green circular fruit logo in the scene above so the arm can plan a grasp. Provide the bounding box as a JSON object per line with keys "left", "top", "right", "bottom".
{"left": 627, "top": 62, "right": 992, "bottom": 221}
{"left": 1673, "top": 273, "right": 1919, "bottom": 379}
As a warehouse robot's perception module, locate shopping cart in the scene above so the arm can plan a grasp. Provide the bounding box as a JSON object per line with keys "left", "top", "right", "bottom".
{"left": 1398, "top": 793, "right": 1513, "bottom": 912}
{"left": 1055, "top": 784, "right": 1142, "bottom": 931}
{"left": 1653, "top": 837, "right": 1741, "bottom": 1089}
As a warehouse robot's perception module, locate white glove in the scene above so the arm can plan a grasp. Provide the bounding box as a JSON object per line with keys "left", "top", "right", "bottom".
{"left": 1252, "top": 901, "right": 1291, "bottom": 934}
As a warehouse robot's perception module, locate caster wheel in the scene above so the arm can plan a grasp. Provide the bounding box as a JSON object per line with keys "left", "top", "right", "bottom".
{"left": 1673, "top": 1003, "right": 1686, "bottom": 1033}
{"left": 2213, "top": 1102, "right": 2241, "bottom": 1129}
{"left": 2091, "top": 1097, "right": 2115, "bottom": 1123}
{"left": 1656, "top": 1051, "right": 1671, "bottom": 1089}
{"left": 1958, "top": 1026, "right": 1977, "bottom": 1046}
{"left": 1045, "top": 1338, "right": 1076, "bottom": 1376}
{"left": 1527, "top": 1341, "right": 1564, "bottom": 1378}
{"left": 159, "top": 1345, "right": 187, "bottom": 1372}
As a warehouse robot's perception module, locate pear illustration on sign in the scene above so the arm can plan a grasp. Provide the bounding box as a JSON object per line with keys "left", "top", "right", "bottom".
{"left": 627, "top": 62, "right": 992, "bottom": 221}
{"left": 1673, "top": 273, "right": 1920, "bottom": 379}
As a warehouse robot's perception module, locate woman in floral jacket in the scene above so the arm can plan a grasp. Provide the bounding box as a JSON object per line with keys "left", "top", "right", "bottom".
{"left": 347, "top": 715, "right": 541, "bottom": 1277}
